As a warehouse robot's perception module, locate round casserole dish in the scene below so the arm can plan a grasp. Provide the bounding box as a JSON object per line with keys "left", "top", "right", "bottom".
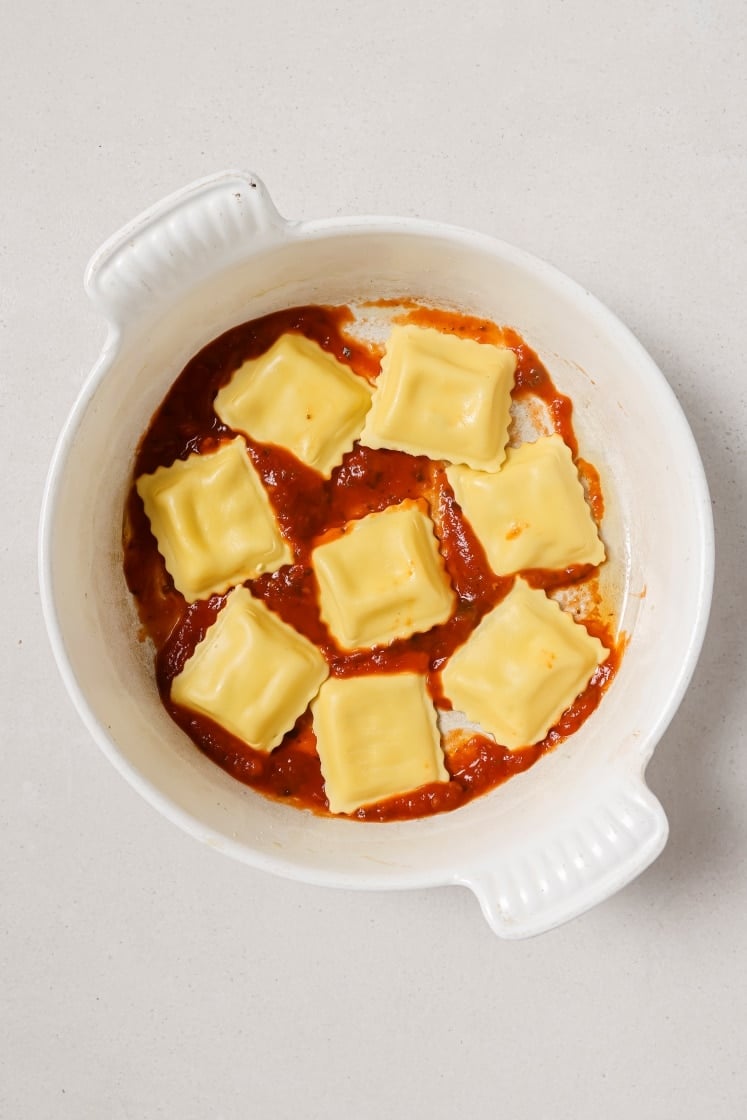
{"left": 39, "top": 170, "right": 714, "bottom": 938}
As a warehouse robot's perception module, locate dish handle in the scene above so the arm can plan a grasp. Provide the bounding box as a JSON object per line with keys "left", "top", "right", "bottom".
{"left": 84, "top": 170, "right": 286, "bottom": 332}
{"left": 461, "top": 773, "right": 668, "bottom": 938}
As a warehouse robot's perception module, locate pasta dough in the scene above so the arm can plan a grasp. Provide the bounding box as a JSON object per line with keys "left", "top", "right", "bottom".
{"left": 214, "top": 333, "right": 373, "bottom": 477}
{"left": 447, "top": 435, "right": 605, "bottom": 575}
{"left": 171, "top": 587, "right": 328, "bottom": 753}
{"left": 441, "top": 578, "right": 608, "bottom": 750}
{"left": 311, "top": 673, "right": 448, "bottom": 814}
{"left": 359, "top": 323, "right": 516, "bottom": 470}
{"left": 311, "top": 501, "right": 455, "bottom": 650}
{"left": 136, "top": 437, "right": 291, "bottom": 602}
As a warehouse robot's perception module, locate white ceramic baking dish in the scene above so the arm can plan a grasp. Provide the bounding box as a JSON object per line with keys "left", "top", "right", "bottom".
{"left": 39, "top": 170, "right": 714, "bottom": 938}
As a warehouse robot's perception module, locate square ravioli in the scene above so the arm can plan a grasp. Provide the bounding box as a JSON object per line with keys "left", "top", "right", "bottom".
{"left": 136, "top": 438, "right": 291, "bottom": 602}
{"left": 311, "top": 501, "right": 455, "bottom": 650}
{"left": 359, "top": 323, "right": 516, "bottom": 470}
{"left": 214, "top": 333, "right": 373, "bottom": 478}
{"left": 311, "top": 673, "right": 448, "bottom": 814}
{"left": 171, "top": 586, "right": 328, "bottom": 753}
{"left": 447, "top": 434, "right": 605, "bottom": 575}
{"left": 441, "top": 578, "right": 608, "bottom": 750}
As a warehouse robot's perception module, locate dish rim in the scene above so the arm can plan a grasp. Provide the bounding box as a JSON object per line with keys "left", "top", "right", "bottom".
{"left": 38, "top": 171, "right": 715, "bottom": 933}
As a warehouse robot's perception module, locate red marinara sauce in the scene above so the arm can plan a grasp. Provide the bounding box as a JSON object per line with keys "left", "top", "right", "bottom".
{"left": 123, "top": 303, "right": 620, "bottom": 822}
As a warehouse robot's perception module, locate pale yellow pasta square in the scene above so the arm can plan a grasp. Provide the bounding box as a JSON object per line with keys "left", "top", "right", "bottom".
{"left": 447, "top": 434, "right": 605, "bottom": 575}
{"left": 359, "top": 323, "right": 516, "bottom": 470}
{"left": 311, "top": 501, "right": 455, "bottom": 650}
{"left": 136, "top": 438, "right": 291, "bottom": 603}
{"left": 441, "top": 578, "right": 608, "bottom": 750}
{"left": 311, "top": 673, "right": 448, "bottom": 814}
{"left": 171, "top": 586, "right": 328, "bottom": 753}
{"left": 214, "top": 333, "right": 373, "bottom": 477}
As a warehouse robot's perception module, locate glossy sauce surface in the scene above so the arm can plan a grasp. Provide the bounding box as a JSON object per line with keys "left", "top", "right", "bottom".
{"left": 123, "top": 303, "right": 620, "bottom": 821}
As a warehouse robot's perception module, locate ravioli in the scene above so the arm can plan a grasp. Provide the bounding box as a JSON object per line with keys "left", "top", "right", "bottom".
{"left": 136, "top": 437, "right": 291, "bottom": 602}
{"left": 441, "top": 578, "right": 608, "bottom": 750}
{"left": 124, "top": 303, "right": 618, "bottom": 822}
{"left": 311, "top": 501, "right": 455, "bottom": 650}
{"left": 214, "top": 333, "right": 373, "bottom": 477}
{"left": 359, "top": 323, "right": 516, "bottom": 470}
{"left": 311, "top": 673, "right": 448, "bottom": 814}
{"left": 447, "top": 434, "right": 605, "bottom": 575}
{"left": 171, "top": 587, "right": 328, "bottom": 753}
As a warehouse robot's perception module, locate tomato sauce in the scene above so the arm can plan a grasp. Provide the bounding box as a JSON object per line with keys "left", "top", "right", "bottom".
{"left": 123, "top": 303, "right": 620, "bottom": 822}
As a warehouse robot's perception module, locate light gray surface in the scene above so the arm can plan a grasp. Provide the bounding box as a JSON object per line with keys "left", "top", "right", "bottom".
{"left": 2, "top": 2, "right": 745, "bottom": 1117}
